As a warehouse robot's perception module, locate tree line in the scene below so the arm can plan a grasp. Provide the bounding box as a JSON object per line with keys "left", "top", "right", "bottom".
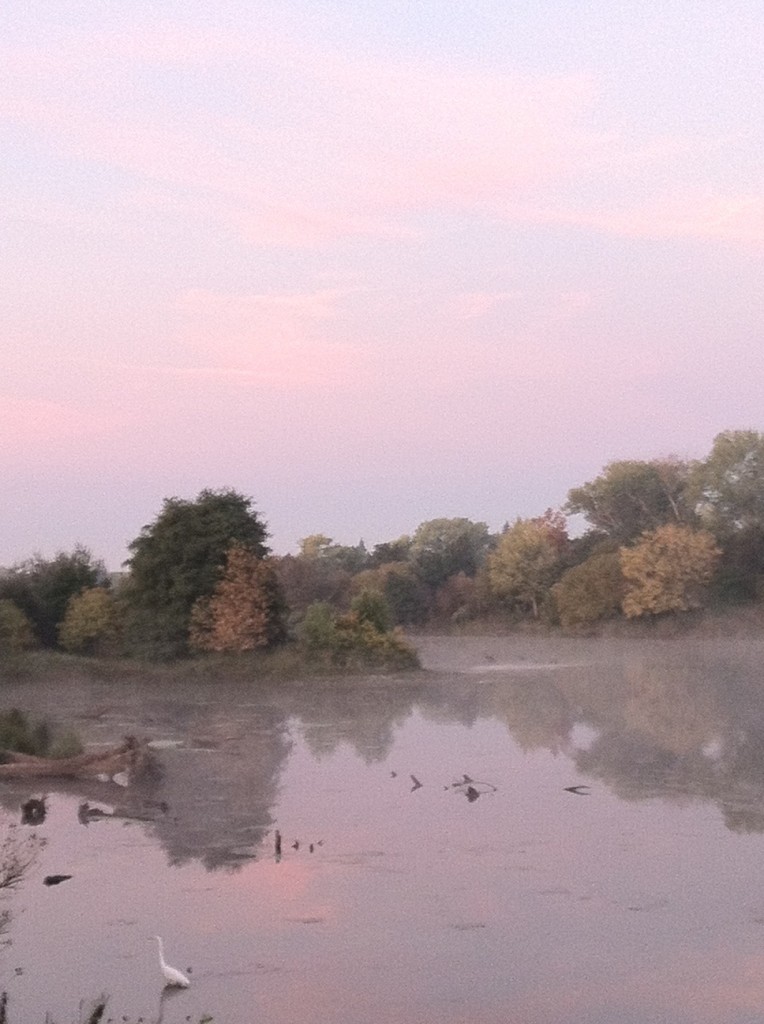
{"left": 1, "top": 429, "right": 763, "bottom": 661}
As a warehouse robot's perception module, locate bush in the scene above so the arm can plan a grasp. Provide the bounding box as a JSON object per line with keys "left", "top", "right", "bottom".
{"left": 0, "top": 601, "right": 36, "bottom": 654}
{"left": 552, "top": 552, "right": 624, "bottom": 631}
{"left": 58, "top": 588, "right": 121, "bottom": 655}
{"left": 0, "top": 709, "right": 82, "bottom": 759}
{"left": 299, "top": 601, "right": 418, "bottom": 670}
{"left": 350, "top": 589, "right": 392, "bottom": 633}
{"left": 299, "top": 601, "right": 338, "bottom": 651}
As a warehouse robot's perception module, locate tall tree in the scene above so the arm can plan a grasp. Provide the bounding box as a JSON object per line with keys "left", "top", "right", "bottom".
{"left": 124, "top": 489, "right": 270, "bottom": 654}
{"left": 189, "top": 546, "right": 286, "bottom": 653}
{"left": 566, "top": 458, "right": 691, "bottom": 544}
{"left": 409, "top": 518, "right": 491, "bottom": 590}
{"left": 487, "top": 516, "right": 565, "bottom": 618}
{"left": 690, "top": 430, "right": 764, "bottom": 536}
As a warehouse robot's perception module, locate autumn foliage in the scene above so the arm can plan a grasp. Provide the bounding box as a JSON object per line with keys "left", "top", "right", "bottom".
{"left": 189, "top": 545, "right": 286, "bottom": 653}
{"left": 552, "top": 551, "right": 624, "bottom": 631}
{"left": 58, "top": 587, "right": 121, "bottom": 655}
{"left": 620, "top": 524, "right": 721, "bottom": 618}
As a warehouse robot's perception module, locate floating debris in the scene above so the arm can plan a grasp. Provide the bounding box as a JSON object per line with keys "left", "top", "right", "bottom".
{"left": 448, "top": 775, "right": 498, "bottom": 801}
{"left": 78, "top": 802, "right": 112, "bottom": 824}
{"left": 21, "top": 797, "right": 46, "bottom": 825}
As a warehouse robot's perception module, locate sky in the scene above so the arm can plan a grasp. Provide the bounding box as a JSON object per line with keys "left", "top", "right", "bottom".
{"left": 2, "top": 1, "right": 762, "bottom": 569}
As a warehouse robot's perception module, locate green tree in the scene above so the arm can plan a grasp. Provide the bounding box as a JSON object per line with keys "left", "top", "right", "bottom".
{"left": 351, "top": 588, "right": 392, "bottom": 633}
{"left": 620, "top": 524, "right": 720, "bottom": 618}
{"left": 124, "top": 489, "right": 270, "bottom": 655}
{"left": 567, "top": 458, "right": 691, "bottom": 544}
{"left": 298, "top": 535, "right": 369, "bottom": 574}
{"left": 552, "top": 552, "right": 624, "bottom": 631}
{"left": 711, "top": 524, "right": 764, "bottom": 603}
{"left": 689, "top": 430, "right": 764, "bottom": 536}
{"left": 0, "top": 600, "right": 36, "bottom": 654}
{"left": 299, "top": 601, "right": 338, "bottom": 651}
{"left": 58, "top": 587, "right": 121, "bottom": 655}
{"left": 189, "top": 546, "right": 286, "bottom": 653}
{"left": 351, "top": 562, "right": 431, "bottom": 625}
{"left": 0, "top": 546, "right": 107, "bottom": 648}
{"left": 409, "top": 518, "right": 491, "bottom": 590}
{"left": 369, "top": 535, "right": 412, "bottom": 567}
{"left": 274, "top": 553, "right": 353, "bottom": 619}
{"left": 487, "top": 516, "right": 566, "bottom": 618}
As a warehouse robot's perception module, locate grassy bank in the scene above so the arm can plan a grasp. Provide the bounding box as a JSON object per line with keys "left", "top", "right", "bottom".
{"left": 413, "top": 602, "right": 764, "bottom": 640}
{"left": 0, "top": 641, "right": 420, "bottom": 688}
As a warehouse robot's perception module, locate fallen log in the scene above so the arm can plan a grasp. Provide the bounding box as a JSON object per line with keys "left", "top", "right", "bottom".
{"left": 0, "top": 736, "right": 152, "bottom": 782}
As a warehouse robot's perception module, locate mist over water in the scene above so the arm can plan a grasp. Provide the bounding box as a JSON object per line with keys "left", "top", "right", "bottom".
{"left": 3, "top": 635, "right": 764, "bottom": 1023}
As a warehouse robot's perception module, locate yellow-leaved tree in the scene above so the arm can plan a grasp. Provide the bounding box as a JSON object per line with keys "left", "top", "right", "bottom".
{"left": 487, "top": 513, "right": 567, "bottom": 619}
{"left": 620, "top": 524, "right": 720, "bottom": 618}
{"left": 58, "top": 587, "right": 121, "bottom": 655}
{"left": 552, "top": 551, "right": 624, "bottom": 631}
{"left": 0, "top": 600, "right": 36, "bottom": 654}
{"left": 189, "top": 545, "right": 286, "bottom": 653}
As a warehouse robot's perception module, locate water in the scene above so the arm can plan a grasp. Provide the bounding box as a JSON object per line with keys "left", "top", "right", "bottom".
{"left": 3, "top": 635, "right": 764, "bottom": 1023}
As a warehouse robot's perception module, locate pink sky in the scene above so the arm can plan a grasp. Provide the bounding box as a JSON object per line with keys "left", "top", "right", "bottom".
{"left": 2, "top": 2, "right": 762, "bottom": 567}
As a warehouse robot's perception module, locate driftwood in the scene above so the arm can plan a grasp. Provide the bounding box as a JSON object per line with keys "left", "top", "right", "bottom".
{"left": 0, "top": 736, "right": 151, "bottom": 782}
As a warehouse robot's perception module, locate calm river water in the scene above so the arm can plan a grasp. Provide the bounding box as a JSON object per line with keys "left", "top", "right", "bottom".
{"left": 3, "top": 634, "right": 764, "bottom": 1023}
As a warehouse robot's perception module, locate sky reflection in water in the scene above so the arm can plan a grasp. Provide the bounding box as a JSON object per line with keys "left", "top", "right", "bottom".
{"left": 3, "top": 635, "right": 764, "bottom": 1023}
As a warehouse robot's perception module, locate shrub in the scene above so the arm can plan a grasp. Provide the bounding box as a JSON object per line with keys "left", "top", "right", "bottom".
{"left": 552, "top": 552, "right": 624, "bottom": 631}
{"left": 299, "top": 601, "right": 418, "bottom": 670}
{"left": 0, "top": 601, "right": 36, "bottom": 654}
{"left": 58, "top": 588, "right": 121, "bottom": 655}
{"left": 350, "top": 589, "right": 392, "bottom": 633}
{"left": 0, "top": 709, "right": 82, "bottom": 759}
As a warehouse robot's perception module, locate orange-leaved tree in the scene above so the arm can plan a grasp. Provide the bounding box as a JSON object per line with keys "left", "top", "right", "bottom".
{"left": 189, "top": 545, "right": 286, "bottom": 653}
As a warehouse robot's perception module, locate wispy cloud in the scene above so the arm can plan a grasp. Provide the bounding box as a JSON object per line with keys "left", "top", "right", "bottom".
{"left": 3, "top": 19, "right": 758, "bottom": 249}
{"left": 168, "top": 288, "right": 369, "bottom": 390}
{"left": 503, "top": 193, "right": 764, "bottom": 245}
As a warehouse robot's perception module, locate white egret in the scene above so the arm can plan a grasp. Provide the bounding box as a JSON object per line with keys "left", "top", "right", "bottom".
{"left": 153, "top": 936, "right": 190, "bottom": 988}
